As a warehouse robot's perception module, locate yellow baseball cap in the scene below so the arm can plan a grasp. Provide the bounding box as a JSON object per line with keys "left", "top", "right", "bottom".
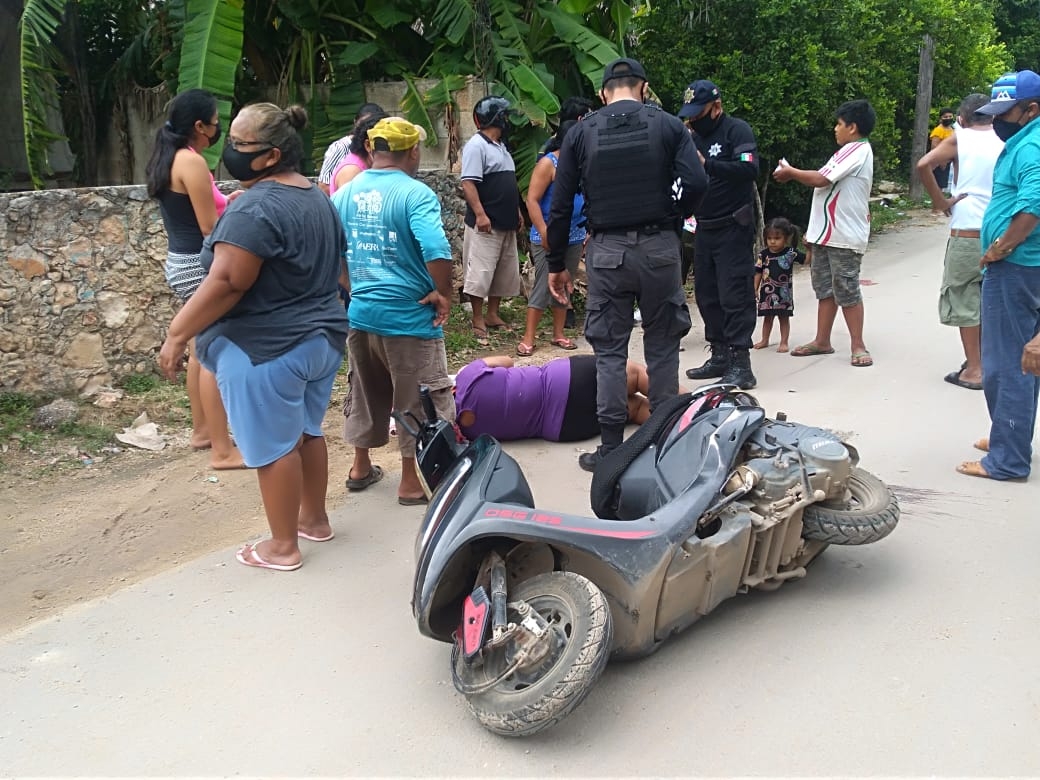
{"left": 367, "top": 117, "right": 428, "bottom": 151}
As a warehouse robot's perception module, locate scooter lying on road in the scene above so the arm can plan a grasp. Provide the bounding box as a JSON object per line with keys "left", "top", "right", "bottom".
{"left": 396, "top": 384, "right": 899, "bottom": 737}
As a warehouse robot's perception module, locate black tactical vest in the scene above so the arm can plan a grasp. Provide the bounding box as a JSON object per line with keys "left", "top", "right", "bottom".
{"left": 582, "top": 104, "right": 675, "bottom": 231}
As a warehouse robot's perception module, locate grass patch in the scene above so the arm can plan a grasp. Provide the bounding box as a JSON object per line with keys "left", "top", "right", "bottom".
{"left": 0, "top": 392, "right": 37, "bottom": 442}
{"left": 120, "top": 373, "right": 161, "bottom": 395}
{"left": 55, "top": 421, "right": 115, "bottom": 451}
{"left": 870, "top": 195, "right": 918, "bottom": 233}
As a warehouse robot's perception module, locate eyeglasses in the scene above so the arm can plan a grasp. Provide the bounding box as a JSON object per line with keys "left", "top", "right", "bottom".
{"left": 226, "top": 138, "right": 273, "bottom": 152}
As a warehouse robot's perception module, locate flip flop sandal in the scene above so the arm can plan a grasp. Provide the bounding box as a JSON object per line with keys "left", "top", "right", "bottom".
{"left": 236, "top": 542, "right": 303, "bottom": 572}
{"left": 851, "top": 351, "right": 874, "bottom": 367}
{"left": 486, "top": 322, "right": 514, "bottom": 332}
{"left": 398, "top": 495, "right": 429, "bottom": 506}
{"left": 516, "top": 342, "right": 535, "bottom": 357}
{"left": 944, "top": 370, "right": 982, "bottom": 390}
{"left": 472, "top": 328, "right": 489, "bottom": 346}
{"left": 551, "top": 337, "right": 578, "bottom": 350}
{"left": 345, "top": 464, "right": 384, "bottom": 491}
{"left": 790, "top": 344, "right": 836, "bottom": 357}
{"left": 298, "top": 528, "right": 335, "bottom": 542}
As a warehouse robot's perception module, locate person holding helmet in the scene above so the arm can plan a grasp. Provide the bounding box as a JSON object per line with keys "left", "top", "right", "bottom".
{"left": 461, "top": 96, "right": 524, "bottom": 344}
{"left": 546, "top": 57, "right": 707, "bottom": 472}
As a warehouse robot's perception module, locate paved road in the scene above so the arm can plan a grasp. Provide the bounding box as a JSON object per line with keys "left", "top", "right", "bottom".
{"left": 2, "top": 217, "right": 1039, "bottom": 776}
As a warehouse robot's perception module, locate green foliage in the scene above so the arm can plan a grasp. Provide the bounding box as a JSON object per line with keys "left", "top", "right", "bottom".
{"left": 176, "top": 0, "right": 245, "bottom": 168}
{"left": 19, "top": 0, "right": 67, "bottom": 189}
{"left": 993, "top": 0, "right": 1040, "bottom": 70}
{"left": 634, "top": 0, "right": 1008, "bottom": 226}
{"left": 119, "top": 373, "right": 161, "bottom": 395}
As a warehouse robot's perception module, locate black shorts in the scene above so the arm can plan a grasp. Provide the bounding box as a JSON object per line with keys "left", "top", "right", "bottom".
{"left": 557, "top": 355, "right": 600, "bottom": 442}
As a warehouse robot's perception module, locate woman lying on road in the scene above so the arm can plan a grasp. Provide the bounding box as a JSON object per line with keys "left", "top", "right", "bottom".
{"left": 454, "top": 354, "right": 668, "bottom": 443}
{"left": 159, "top": 103, "right": 349, "bottom": 573}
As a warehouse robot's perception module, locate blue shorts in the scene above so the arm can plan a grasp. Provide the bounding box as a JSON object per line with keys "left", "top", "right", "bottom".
{"left": 203, "top": 335, "right": 343, "bottom": 468}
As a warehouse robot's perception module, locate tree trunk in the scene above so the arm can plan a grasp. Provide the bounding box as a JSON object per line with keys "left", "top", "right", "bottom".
{"left": 909, "top": 33, "right": 935, "bottom": 200}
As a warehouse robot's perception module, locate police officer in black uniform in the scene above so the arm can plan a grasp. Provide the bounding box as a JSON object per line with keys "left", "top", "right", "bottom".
{"left": 546, "top": 58, "right": 708, "bottom": 472}
{"left": 679, "top": 80, "right": 760, "bottom": 389}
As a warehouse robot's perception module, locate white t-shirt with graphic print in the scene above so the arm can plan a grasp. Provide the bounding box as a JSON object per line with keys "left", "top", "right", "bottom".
{"left": 806, "top": 139, "right": 874, "bottom": 253}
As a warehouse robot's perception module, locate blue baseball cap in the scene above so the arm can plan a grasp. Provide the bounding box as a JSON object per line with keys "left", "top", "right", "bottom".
{"left": 977, "top": 70, "right": 1040, "bottom": 115}
{"left": 677, "top": 80, "right": 721, "bottom": 118}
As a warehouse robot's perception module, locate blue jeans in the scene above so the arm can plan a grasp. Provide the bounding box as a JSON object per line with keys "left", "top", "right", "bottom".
{"left": 980, "top": 261, "right": 1040, "bottom": 479}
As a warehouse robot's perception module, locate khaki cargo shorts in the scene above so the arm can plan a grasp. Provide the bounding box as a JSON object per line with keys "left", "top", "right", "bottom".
{"left": 462, "top": 226, "right": 522, "bottom": 299}
{"left": 938, "top": 236, "right": 982, "bottom": 327}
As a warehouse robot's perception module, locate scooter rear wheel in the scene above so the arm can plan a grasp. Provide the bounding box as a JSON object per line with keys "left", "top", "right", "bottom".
{"left": 456, "top": 571, "right": 612, "bottom": 737}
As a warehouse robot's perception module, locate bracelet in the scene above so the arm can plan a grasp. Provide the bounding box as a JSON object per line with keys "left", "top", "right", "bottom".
{"left": 994, "top": 238, "right": 1013, "bottom": 256}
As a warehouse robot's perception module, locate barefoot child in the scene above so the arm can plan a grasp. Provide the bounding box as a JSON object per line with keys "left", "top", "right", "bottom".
{"left": 754, "top": 217, "right": 806, "bottom": 352}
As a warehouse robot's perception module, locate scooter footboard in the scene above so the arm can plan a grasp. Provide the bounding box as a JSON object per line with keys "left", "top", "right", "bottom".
{"left": 654, "top": 505, "right": 753, "bottom": 641}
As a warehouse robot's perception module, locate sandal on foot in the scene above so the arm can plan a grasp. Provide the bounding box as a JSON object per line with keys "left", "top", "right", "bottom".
{"left": 944, "top": 370, "right": 982, "bottom": 390}
{"left": 851, "top": 351, "right": 874, "bottom": 367}
{"left": 236, "top": 542, "right": 302, "bottom": 572}
{"left": 298, "top": 528, "right": 335, "bottom": 542}
{"left": 346, "top": 464, "right": 384, "bottom": 491}
{"left": 551, "top": 337, "right": 578, "bottom": 350}
{"left": 398, "top": 495, "right": 429, "bottom": 506}
{"left": 790, "top": 344, "right": 835, "bottom": 357}
{"left": 516, "top": 341, "right": 535, "bottom": 357}
{"left": 956, "top": 460, "right": 991, "bottom": 479}
{"left": 486, "top": 322, "right": 513, "bottom": 332}
{"left": 472, "top": 328, "right": 489, "bottom": 346}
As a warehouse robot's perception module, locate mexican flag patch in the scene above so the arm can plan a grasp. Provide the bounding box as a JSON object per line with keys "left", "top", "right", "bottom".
{"left": 740, "top": 152, "right": 754, "bottom": 163}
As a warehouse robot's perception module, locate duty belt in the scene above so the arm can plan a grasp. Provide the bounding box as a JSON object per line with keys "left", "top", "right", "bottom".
{"left": 695, "top": 215, "right": 737, "bottom": 230}
{"left": 592, "top": 222, "right": 674, "bottom": 235}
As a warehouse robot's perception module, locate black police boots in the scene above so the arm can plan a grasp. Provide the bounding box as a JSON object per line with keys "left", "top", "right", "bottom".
{"left": 721, "top": 347, "right": 757, "bottom": 390}
{"left": 685, "top": 342, "right": 730, "bottom": 380}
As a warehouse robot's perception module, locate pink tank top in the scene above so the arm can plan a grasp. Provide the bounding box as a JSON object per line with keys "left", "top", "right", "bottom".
{"left": 329, "top": 152, "right": 369, "bottom": 196}
{"left": 188, "top": 146, "right": 228, "bottom": 216}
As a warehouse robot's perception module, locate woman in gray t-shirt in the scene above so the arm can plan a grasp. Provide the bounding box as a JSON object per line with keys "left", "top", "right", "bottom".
{"left": 159, "top": 102, "right": 349, "bottom": 573}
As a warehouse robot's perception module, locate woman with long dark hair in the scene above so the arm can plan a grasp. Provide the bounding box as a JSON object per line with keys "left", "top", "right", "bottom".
{"left": 146, "top": 88, "right": 242, "bottom": 469}
{"left": 158, "top": 103, "right": 349, "bottom": 572}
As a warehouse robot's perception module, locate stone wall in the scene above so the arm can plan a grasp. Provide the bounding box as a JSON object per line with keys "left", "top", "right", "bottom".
{"left": 0, "top": 175, "right": 468, "bottom": 396}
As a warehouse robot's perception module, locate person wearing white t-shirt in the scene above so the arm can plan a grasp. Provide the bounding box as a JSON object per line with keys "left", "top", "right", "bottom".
{"left": 773, "top": 99, "right": 876, "bottom": 367}
{"left": 916, "top": 93, "right": 1004, "bottom": 390}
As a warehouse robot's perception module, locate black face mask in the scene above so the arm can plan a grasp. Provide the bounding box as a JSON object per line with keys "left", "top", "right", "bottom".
{"left": 689, "top": 112, "right": 720, "bottom": 138}
{"left": 940, "top": 118, "right": 954, "bottom": 127}
{"left": 993, "top": 117, "right": 1024, "bottom": 142}
{"left": 222, "top": 145, "right": 273, "bottom": 182}
{"left": 208, "top": 122, "right": 222, "bottom": 146}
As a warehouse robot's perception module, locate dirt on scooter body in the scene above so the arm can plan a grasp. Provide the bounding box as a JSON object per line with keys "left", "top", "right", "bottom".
{"left": 398, "top": 384, "right": 899, "bottom": 737}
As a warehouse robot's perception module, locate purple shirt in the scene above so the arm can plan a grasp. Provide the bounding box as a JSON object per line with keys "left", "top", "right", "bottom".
{"left": 455, "top": 358, "right": 571, "bottom": 441}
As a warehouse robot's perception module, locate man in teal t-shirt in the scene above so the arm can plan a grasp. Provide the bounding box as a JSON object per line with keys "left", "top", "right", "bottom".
{"left": 958, "top": 71, "right": 1040, "bottom": 480}
{"left": 332, "top": 117, "right": 456, "bottom": 505}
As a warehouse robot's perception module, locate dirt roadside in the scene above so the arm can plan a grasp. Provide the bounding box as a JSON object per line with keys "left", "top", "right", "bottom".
{"left": 0, "top": 407, "right": 395, "bottom": 634}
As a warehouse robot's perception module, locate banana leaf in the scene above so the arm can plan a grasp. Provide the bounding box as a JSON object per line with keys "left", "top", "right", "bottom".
{"left": 177, "top": 0, "right": 244, "bottom": 168}
{"left": 537, "top": 4, "right": 620, "bottom": 90}
{"left": 19, "top": 0, "right": 67, "bottom": 189}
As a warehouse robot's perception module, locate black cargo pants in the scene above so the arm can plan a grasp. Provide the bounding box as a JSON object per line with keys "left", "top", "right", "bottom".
{"left": 693, "top": 223, "right": 757, "bottom": 349}
{"left": 584, "top": 229, "right": 692, "bottom": 446}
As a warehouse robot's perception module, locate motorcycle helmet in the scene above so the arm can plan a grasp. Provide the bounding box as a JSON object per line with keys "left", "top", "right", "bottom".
{"left": 473, "top": 96, "right": 511, "bottom": 131}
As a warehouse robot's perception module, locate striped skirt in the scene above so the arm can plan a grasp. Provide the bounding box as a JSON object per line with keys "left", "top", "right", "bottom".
{"left": 164, "top": 251, "right": 205, "bottom": 301}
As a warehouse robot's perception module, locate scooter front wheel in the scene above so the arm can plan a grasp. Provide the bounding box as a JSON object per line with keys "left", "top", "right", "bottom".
{"left": 455, "top": 571, "right": 612, "bottom": 737}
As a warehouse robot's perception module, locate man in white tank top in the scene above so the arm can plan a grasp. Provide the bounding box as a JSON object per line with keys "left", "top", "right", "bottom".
{"left": 916, "top": 93, "right": 1004, "bottom": 389}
